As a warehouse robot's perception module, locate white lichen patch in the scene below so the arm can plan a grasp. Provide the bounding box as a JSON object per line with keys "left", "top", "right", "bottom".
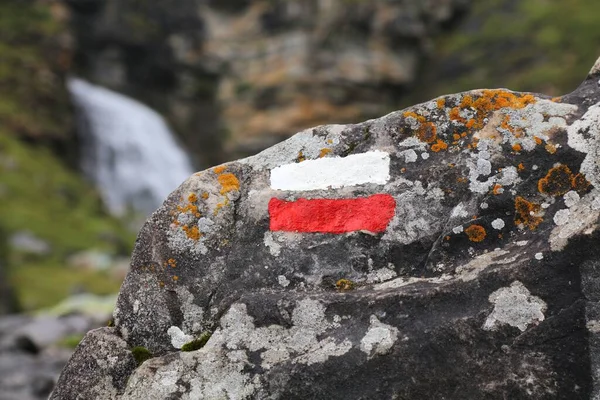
{"left": 501, "top": 100, "right": 577, "bottom": 148}
{"left": 535, "top": 253, "right": 544, "bottom": 260}
{"left": 366, "top": 267, "right": 397, "bottom": 283}
{"left": 567, "top": 103, "right": 600, "bottom": 188}
{"left": 238, "top": 126, "right": 343, "bottom": 170}
{"left": 277, "top": 275, "right": 290, "bottom": 287}
{"left": 400, "top": 149, "right": 418, "bottom": 163}
{"left": 176, "top": 286, "right": 205, "bottom": 333}
{"left": 491, "top": 218, "right": 505, "bottom": 230}
{"left": 483, "top": 281, "right": 547, "bottom": 332}
{"left": 550, "top": 190, "right": 600, "bottom": 251}
{"left": 452, "top": 225, "right": 464, "bottom": 234}
{"left": 360, "top": 315, "right": 399, "bottom": 358}
{"left": 553, "top": 209, "right": 570, "bottom": 226}
{"left": 382, "top": 185, "right": 448, "bottom": 245}
{"left": 167, "top": 326, "right": 194, "bottom": 349}
{"left": 264, "top": 232, "right": 281, "bottom": 256}
{"left": 564, "top": 191, "right": 580, "bottom": 208}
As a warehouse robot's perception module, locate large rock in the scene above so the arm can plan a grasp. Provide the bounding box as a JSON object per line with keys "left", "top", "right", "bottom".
{"left": 53, "top": 57, "right": 600, "bottom": 399}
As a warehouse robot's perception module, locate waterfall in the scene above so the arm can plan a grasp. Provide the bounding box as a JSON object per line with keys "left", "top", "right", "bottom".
{"left": 67, "top": 78, "right": 195, "bottom": 216}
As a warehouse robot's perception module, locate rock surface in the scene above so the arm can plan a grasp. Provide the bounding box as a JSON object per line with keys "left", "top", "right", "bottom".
{"left": 53, "top": 57, "right": 600, "bottom": 399}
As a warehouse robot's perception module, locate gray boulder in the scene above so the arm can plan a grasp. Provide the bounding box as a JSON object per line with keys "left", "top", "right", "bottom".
{"left": 53, "top": 56, "right": 600, "bottom": 399}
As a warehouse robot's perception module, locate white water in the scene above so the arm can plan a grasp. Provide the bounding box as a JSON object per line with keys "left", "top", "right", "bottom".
{"left": 67, "top": 78, "right": 195, "bottom": 216}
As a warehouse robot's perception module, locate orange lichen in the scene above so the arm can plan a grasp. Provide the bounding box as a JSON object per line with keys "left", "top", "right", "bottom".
{"left": 327, "top": 139, "right": 333, "bottom": 144}
{"left": 201, "top": 192, "right": 209, "bottom": 200}
{"left": 460, "top": 95, "right": 474, "bottom": 109}
{"left": 437, "top": 98, "right": 446, "bottom": 108}
{"left": 512, "top": 143, "right": 522, "bottom": 152}
{"left": 534, "top": 136, "right": 543, "bottom": 145}
{"left": 167, "top": 258, "right": 176, "bottom": 268}
{"left": 466, "top": 119, "right": 476, "bottom": 129}
{"left": 518, "top": 163, "right": 525, "bottom": 172}
{"left": 515, "top": 196, "right": 543, "bottom": 230}
{"left": 400, "top": 168, "right": 406, "bottom": 173}
{"left": 538, "top": 164, "right": 574, "bottom": 196}
{"left": 172, "top": 276, "right": 179, "bottom": 281}
{"left": 403, "top": 111, "right": 426, "bottom": 123}
{"left": 444, "top": 235, "right": 451, "bottom": 241}
{"left": 572, "top": 173, "right": 591, "bottom": 193}
{"left": 551, "top": 96, "right": 562, "bottom": 102}
{"left": 183, "top": 225, "right": 201, "bottom": 240}
{"left": 465, "top": 90, "right": 537, "bottom": 131}
{"left": 296, "top": 151, "right": 305, "bottom": 162}
{"left": 416, "top": 122, "right": 438, "bottom": 143}
{"left": 319, "top": 148, "right": 332, "bottom": 158}
{"left": 213, "top": 165, "right": 227, "bottom": 174}
{"left": 188, "top": 193, "right": 198, "bottom": 203}
{"left": 218, "top": 173, "right": 240, "bottom": 194}
{"left": 453, "top": 133, "right": 461, "bottom": 141}
{"left": 492, "top": 184, "right": 503, "bottom": 195}
{"left": 449, "top": 107, "right": 466, "bottom": 124}
{"left": 177, "top": 203, "right": 200, "bottom": 216}
{"left": 431, "top": 139, "right": 448, "bottom": 152}
{"left": 465, "top": 225, "right": 486, "bottom": 242}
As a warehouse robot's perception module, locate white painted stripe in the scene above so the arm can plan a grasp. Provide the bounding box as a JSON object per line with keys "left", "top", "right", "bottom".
{"left": 270, "top": 151, "right": 390, "bottom": 191}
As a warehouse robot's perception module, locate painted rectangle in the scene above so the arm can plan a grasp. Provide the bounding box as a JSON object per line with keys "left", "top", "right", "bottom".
{"left": 269, "top": 194, "right": 396, "bottom": 233}
{"left": 270, "top": 151, "right": 390, "bottom": 191}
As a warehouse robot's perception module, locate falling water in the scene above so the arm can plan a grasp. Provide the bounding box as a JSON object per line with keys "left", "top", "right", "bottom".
{"left": 67, "top": 78, "right": 195, "bottom": 216}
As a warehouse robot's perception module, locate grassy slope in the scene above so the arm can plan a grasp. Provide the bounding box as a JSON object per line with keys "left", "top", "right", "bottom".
{"left": 416, "top": 0, "right": 600, "bottom": 102}
{"left": 0, "top": 2, "right": 134, "bottom": 311}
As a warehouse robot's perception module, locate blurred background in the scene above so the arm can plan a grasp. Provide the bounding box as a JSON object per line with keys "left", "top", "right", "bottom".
{"left": 1, "top": 0, "right": 599, "bottom": 398}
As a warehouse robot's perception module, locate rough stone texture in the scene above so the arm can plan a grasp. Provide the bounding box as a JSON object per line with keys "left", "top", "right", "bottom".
{"left": 53, "top": 57, "right": 600, "bottom": 399}
{"left": 64, "top": 0, "right": 469, "bottom": 163}
{"left": 49, "top": 327, "right": 136, "bottom": 400}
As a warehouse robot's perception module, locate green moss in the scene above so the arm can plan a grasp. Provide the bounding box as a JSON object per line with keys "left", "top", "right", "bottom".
{"left": 131, "top": 346, "right": 153, "bottom": 366}
{"left": 107, "top": 319, "right": 115, "bottom": 327}
{"left": 57, "top": 333, "right": 85, "bottom": 349}
{"left": 419, "top": 0, "right": 600, "bottom": 102}
{"left": 181, "top": 332, "right": 211, "bottom": 352}
{"left": 0, "top": 2, "right": 71, "bottom": 139}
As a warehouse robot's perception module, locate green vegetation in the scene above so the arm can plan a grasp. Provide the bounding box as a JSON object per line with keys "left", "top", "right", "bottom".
{"left": 0, "top": 2, "right": 135, "bottom": 312}
{"left": 181, "top": 332, "right": 212, "bottom": 352}
{"left": 57, "top": 333, "right": 85, "bottom": 349}
{"left": 131, "top": 346, "right": 153, "bottom": 366}
{"left": 423, "top": 0, "right": 600, "bottom": 100}
{"left": 0, "top": 134, "right": 134, "bottom": 310}
{"left": 0, "top": 1, "right": 70, "bottom": 139}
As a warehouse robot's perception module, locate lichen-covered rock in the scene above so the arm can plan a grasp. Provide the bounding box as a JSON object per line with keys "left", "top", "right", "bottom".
{"left": 53, "top": 57, "right": 600, "bottom": 399}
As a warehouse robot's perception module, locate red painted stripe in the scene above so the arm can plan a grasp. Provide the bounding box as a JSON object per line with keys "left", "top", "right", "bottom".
{"left": 269, "top": 194, "right": 396, "bottom": 233}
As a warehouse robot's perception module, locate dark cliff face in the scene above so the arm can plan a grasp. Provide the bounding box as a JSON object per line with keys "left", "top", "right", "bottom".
{"left": 65, "top": 0, "right": 470, "bottom": 165}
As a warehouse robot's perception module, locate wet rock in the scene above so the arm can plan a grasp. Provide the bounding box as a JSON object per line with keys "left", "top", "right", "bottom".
{"left": 53, "top": 57, "right": 600, "bottom": 398}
